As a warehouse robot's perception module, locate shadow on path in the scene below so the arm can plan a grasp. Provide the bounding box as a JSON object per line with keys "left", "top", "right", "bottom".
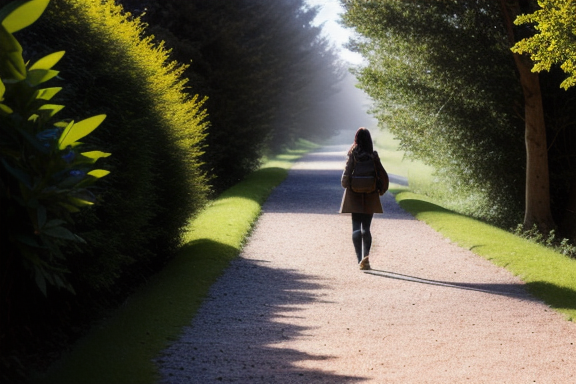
{"left": 364, "top": 269, "right": 537, "bottom": 301}
{"left": 157, "top": 248, "right": 368, "bottom": 383}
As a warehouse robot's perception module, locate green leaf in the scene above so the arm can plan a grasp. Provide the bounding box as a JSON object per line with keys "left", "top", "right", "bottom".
{"left": 81, "top": 151, "right": 112, "bottom": 160}
{"left": 0, "top": 103, "right": 13, "bottom": 114}
{"left": 29, "top": 51, "right": 65, "bottom": 71}
{"left": 67, "top": 196, "right": 94, "bottom": 207}
{"left": 57, "top": 202, "right": 80, "bottom": 213}
{"left": 27, "top": 69, "right": 59, "bottom": 86}
{"left": 0, "top": 25, "right": 25, "bottom": 80}
{"left": 0, "top": 0, "right": 50, "bottom": 34}
{"left": 41, "top": 225, "right": 78, "bottom": 241}
{"left": 43, "top": 219, "right": 67, "bottom": 229}
{"left": 87, "top": 169, "right": 110, "bottom": 178}
{"left": 58, "top": 114, "right": 106, "bottom": 150}
{"left": 53, "top": 119, "right": 71, "bottom": 129}
{"left": 0, "top": 77, "right": 4, "bottom": 98}
{"left": 37, "top": 103, "right": 64, "bottom": 119}
{"left": 33, "top": 87, "right": 62, "bottom": 101}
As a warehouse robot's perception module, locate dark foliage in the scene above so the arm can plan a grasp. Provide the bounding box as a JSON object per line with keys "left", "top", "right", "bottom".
{"left": 124, "top": 0, "right": 345, "bottom": 192}
{"left": 542, "top": 69, "right": 576, "bottom": 238}
{"left": 0, "top": 0, "right": 207, "bottom": 380}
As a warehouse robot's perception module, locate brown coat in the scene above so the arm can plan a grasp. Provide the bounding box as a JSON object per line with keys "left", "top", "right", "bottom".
{"left": 339, "top": 151, "right": 384, "bottom": 214}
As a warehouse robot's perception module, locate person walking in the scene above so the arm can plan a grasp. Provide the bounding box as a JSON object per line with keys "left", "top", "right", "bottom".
{"left": 340, "top": 127, "right": 388, "bottom": 270}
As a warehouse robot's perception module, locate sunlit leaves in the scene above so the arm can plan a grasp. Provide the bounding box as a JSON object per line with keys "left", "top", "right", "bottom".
{"left": 33, "top": 87, "right": 62, "bottom": 101}
{"left": 511, "top": 0, "right": 576, "bottom": 89}
{"left": 58, "top": 114, "right": 106, "bottom": 150}
{"left": 341, "top": 0, "right": 525, "bottom": 224}
{"left": 29, "top": 50, "right": 65, "bottom": 70}
{"left": 0, "top": 0, "right": 49, "bottom": 33}
{"left": 0, "top": 0, "right": 111, "bottom": 296}
{"left": 0, "top": 24, "right": 25, "bottom": 79}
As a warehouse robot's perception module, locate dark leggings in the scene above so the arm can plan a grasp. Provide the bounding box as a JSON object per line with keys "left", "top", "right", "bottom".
{"left": 352, "top": 213, "right": 373, "bottom": 262}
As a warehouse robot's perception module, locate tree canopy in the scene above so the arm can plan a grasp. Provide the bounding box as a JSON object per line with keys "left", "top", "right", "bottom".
{"left": 512, "top": 0, "right": 576, "bottom": 90}
{"left": 341, "top": 0, "right": 526, "bottom": 225}
{"left": 342, "top": 0, "right": 576, "bottom": 234}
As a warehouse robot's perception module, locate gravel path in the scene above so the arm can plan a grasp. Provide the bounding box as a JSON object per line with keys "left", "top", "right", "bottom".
{"left": 156, "top": 145, "right": 576, "bottom": 383}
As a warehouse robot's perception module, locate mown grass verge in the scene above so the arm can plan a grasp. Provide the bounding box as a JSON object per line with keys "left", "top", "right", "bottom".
{"left": 396, "top": 191, "right": 576, "bottom": 322}
{"left": 34, "top": 139, "right": 319, "bottom": 384}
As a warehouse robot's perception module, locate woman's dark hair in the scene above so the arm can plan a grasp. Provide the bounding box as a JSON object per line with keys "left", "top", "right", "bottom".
{"left": 348, "top": 127, "right": 373, "bottom": 155}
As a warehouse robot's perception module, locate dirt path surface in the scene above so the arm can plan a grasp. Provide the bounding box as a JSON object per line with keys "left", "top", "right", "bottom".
{"left": 156, "top": 146, "right": 576, "bottom": 383}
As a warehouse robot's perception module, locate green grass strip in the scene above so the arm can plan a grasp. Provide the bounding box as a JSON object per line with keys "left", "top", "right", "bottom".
{"left": 35, "top": 139, "right": 318, "bottom": 384}
{"left": 396, "top": 191, "right": 576, "bottom": 321}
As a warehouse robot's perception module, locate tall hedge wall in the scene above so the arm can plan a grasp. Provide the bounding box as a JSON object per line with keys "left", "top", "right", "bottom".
{"left": 0, "top": 0, "right": 208, "bottom": 376}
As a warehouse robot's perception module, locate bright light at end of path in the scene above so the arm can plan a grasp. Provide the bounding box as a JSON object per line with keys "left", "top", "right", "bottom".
{"left": 291, "top": 151, "right": 347, "bottom": 171}
{"left": 305, "top": 0, "right": 365, "bottom": 66}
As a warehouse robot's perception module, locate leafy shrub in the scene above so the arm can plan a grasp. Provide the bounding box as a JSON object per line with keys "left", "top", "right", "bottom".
{"left": 0, "top": 0, "right": 111, "bottom": 295}
{"left": 0, "top": 0, "right": 112, "bottom": 380}
{"left": 13, "top": 0, "right": 210, "bottom": 292}
{"left": 0, "top": 0, "right": 208, "bottom": 379}
{"left": 513, "top": 224, "right": 576, "bottom": 258}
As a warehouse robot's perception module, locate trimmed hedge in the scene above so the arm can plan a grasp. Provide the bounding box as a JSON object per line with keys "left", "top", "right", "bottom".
{"left": 14, "top": 0, "right": 210, "bottom": 291}
{"left": 0, "top": 0, "right": 208, "bottom": 380}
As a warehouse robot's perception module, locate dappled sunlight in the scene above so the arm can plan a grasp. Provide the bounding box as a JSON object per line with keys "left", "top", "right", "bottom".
{"left": 157, "top": 256, "right": 369, "bottom": 383}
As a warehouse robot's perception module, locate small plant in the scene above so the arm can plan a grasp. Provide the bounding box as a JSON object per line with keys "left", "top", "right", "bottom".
{"left": 513, "top": 224, "right": 576, "bottom": 259}
{"left": 0, "top": 0, "right": 110, "bottom": 295}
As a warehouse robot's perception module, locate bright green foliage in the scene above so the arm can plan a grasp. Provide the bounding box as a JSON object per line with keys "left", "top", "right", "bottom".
{"left": 0, "top": 0, "right": 110, "bottom": 295}
{"left": 0, "top": 0, "right": 208, "bottom": 379}
{"left": 397, "top": 191, "right": 576, "bottom": 321}
{"left": 512, "top": 0, "right": 576, "bottom": 90}
{"left": 36, "top": 141, "right": 314, "bottom": 384}
{"left": 341, "top": 0, "right": 525, "bottom": 226}
{"left": 17, "top": 0, "right": 209, "bottom": 292}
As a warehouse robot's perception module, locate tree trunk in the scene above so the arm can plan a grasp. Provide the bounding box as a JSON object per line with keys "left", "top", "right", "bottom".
{"left": 500, "top": 0, "right": 556, "bottom": 233}
{"left": 516, "top": 57, "right": 555, "bottom": 232}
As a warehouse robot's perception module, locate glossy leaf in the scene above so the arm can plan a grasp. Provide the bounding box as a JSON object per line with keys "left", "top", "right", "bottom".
{"left": 0, "top": 103, "right": 12, "bottom": 114}
{"left": 27, "top": 69, "right": 59, "bottom": 86}
{"left": 81, "top": 151, "right": 112, "bottom": 161}
{"left": 58, "top": 114, "right": 106, "bottom": 150}
{"left": 33, "top": 87, "right": 62, "bottom": 101}
{"left": 53, "top": 119, "right": 72, "bottom": 129}
{"left": 42, "top": 225, "right": 78, "bottom": 241}
{"left": 29, "top": 51, "right": 65, "bottom": 71}
{"left": 68, "top": 196, "right": 94, "bottom": 207}
{"left": 87, "top": 169, "right": 110, "bottom": 178}
{"left": 43, "top": 219, "right": 67, "bottom": 229}
{"left": 0, "top": 25, "right": 25, "bottom": 80}
{"left": 0, "top": 0, "right": 50, "bottom": 33}
{"left": 37, "top": 103, "right": 64, "bottom": 119}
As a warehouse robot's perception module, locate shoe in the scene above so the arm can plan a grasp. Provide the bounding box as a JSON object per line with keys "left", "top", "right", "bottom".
{"left": 359, "top": 256, "right": 371, "bottom": 270}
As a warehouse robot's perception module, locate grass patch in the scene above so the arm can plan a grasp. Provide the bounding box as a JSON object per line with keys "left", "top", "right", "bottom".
{"left": 34, "top": 140, "right": 317, "bottom": 384}
{"left": 396, "top": 191, "right": 576, "bottom": 321}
